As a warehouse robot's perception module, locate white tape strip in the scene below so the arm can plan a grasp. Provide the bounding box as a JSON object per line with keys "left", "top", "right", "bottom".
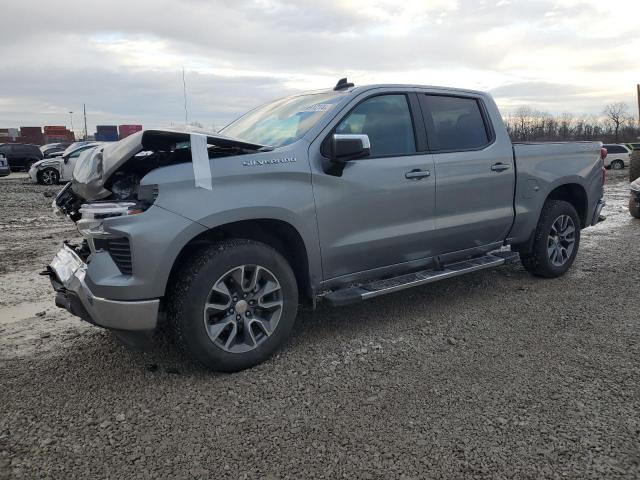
{"left": 190, "top": 133, "right": 212, "bottom": 190}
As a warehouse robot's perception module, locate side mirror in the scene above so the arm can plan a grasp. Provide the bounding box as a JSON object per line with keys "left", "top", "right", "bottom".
{"left": 330, "top": 134, "right": 370, "bottom": 164}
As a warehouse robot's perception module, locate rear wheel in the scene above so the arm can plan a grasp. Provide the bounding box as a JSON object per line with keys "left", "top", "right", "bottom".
{"left": 38, "top": 168, "right": 59, "bottom": 185}
{"left": 520, "top": 200, "right": 581, "bottom": 278}
{"left": 167, "top": 239, "right": 298, "bottom": 372}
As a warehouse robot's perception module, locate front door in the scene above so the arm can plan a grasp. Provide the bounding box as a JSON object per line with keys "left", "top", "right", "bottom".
{"left": 311, "top": 93, "right": 436, "bottom": 280}
{"left": 418, "top": 93, "right": 515, "bottom": 255}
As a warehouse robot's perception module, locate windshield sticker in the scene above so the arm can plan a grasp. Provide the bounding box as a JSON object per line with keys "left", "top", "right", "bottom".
{"left": 299, "top": 103, "right": 334, "bottom": 113}
{"left": 190, "top": 133, "right": 213, "bottom": 190}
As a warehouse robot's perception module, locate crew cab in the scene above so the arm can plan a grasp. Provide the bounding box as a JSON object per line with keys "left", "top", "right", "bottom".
{"left": 29, "top": 143, "right": 101, "bottom": 185}
{"left": 46, "top": 81, "right": 606, "bottom": 372}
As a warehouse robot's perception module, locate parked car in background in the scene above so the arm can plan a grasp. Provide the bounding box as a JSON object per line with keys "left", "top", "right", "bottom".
{"left": 28, "top": 143, "right": 101, "bottom": 185}
{"left": 48, "top": 82, "right": 606, "bottom": 371}
{"left": 0, "top": 153, "right": 10, "bottom": 176}
{"left": 602, "top": 144, "right": 631, "bottom": 170}
{"left": 0, "top": 143, "right": 43, "bottom": 171}
{"left": 624, "top": 143, "right": 640, "bottom": 151}
{"left": 41, "top": 143, "right": 71, "bottom": 158}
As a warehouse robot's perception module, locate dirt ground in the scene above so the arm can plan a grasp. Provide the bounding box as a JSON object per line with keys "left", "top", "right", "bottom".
{"left": 1, "top": 169, "right": 639, "bottom": 479}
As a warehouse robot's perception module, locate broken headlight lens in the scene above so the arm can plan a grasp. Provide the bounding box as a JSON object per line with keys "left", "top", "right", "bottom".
{"left": 77, "top": 202, "right": 143, "bottom": 237}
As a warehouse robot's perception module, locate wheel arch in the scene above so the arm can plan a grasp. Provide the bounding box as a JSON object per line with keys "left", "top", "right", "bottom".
{"left": 166, "top": 218, "right": 313, "bottom": 302}
{"left": 545, "top": 183, "right": 588, "bottom": 227}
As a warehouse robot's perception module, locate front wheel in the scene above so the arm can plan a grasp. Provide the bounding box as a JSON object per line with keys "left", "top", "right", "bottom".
{"left": 520, "top": 200, "right": 581, "bottom": 278}
{"left": 37, "top": 168, "right": 60, "bottom": 185}
{"left": 167, "top": 239, "right": 298, "bottom": 372}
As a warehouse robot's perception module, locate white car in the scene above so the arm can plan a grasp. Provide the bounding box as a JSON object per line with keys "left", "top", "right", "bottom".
{"left": 29, "top": 143, "right": 101, "bottom": 185}
{"left": 602, "top": 144, "right": 631, "bottom": 170}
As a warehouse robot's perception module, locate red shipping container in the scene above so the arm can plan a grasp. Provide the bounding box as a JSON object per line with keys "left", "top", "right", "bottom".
{"left": 118, "top": 124, "right": 143, "bottom": 139}
{"left": 44, "top": 125, "right": 67, "bottom": 133}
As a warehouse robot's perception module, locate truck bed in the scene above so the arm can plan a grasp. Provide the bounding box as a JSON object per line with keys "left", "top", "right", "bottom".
{"left": 509, "top": 141, "right": 604, "bottom": 245}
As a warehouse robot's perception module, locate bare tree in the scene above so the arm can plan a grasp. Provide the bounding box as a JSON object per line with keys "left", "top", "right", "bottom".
{"left": 603, "top": 102, "right": 629, "bottom": 143}
{"left": 503, "top": 105, "right": 639, "bottom": 143}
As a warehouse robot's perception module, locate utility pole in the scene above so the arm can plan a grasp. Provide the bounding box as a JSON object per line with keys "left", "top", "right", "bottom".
{"left": 182, "top": 67, "right": 189, "bottom": 126}
{"left": 69, "top": 111, "right": 74, "bottom": 134}
{"left": 83, "top": 103, "right": 88, "bottom": 141}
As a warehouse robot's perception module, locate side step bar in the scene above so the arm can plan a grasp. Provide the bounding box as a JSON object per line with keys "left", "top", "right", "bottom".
{"left": 323, "top": 251, "right": 519, "bottom": 307}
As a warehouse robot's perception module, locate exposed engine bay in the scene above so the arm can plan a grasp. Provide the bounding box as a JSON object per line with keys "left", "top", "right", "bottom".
{"left": 54, "top": 129, "right": 268, "bottom": 222}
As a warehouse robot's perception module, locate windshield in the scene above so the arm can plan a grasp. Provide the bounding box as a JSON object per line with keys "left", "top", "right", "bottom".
{"left": 219, "top": 91, "right": 346, "bottom": 147}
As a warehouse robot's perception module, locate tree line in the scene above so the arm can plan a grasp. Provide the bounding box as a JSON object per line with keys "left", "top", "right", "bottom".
{"left": 503, "top": 103, "right": 639, "bottom": 144}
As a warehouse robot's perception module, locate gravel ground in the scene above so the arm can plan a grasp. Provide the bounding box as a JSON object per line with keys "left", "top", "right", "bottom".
{"left": 1, "top": 170, "right": 639, "bottom": 479}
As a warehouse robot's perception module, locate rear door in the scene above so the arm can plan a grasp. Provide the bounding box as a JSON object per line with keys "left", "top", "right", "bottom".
{"left": 418, "top": 93, "right": 515, "bottom": 255}
{"left": 311, "top": 92, "right": 436, "bottom": 280}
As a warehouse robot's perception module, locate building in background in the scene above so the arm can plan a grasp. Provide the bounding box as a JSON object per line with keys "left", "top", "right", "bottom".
{"left": 0, "top": 128, "right": 19, "bottom": 142}
{"left": 118, "top": 124, "right": 142, "bottom": 139}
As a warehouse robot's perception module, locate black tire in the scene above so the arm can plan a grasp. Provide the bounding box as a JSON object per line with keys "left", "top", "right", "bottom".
{"left": 630, "top": 153, "right": 640, "bottom": 182}
{"left": 630, "top": 197, "right": 640, "bottom": 219}
{"left": 37, "top": 168, "right": 60, "bottom": 185}
{"left": 167, "top": 239, "right": 298, "bottom": 372}
{"left": 611, "top": 159, "right": 624, "bottom": 170}
{"left": 520, "top": 200, "right": 581, "bottom": 278}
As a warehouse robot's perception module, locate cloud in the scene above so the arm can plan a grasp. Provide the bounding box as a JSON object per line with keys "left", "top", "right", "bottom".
{"left": 0, "top": 0, "right": 638, "bottom": 133}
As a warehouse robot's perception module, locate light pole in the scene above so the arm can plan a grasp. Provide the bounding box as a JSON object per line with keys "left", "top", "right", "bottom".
{"left": 69, "top": 111, "right": 74, "bottom": 137}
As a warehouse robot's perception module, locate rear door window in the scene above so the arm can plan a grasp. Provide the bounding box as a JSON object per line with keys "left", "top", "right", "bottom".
{"left": 606, "top": 145, "right": 625, "bottom": 154}
{"left": 335, "top": 94, "right": 416, "bottom": 157}
{"left": 420, "top": 95, "right": 491, "bottom": 151}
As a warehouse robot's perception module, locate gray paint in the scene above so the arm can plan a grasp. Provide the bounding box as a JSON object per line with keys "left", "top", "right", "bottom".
{"left": 66, "top": 84, "right": 604, "bottom": 320}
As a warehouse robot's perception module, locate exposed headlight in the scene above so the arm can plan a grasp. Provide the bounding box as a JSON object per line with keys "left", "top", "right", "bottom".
{"left": 77, "top": 202, "right": 141, "bottom": 237}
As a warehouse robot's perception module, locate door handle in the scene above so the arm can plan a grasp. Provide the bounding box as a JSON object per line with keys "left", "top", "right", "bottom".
{"left": 405, "top": 169, "right": 431, "bottom": 180}
{"left": 491, "top": 163, "right": 511, "bottom": 172}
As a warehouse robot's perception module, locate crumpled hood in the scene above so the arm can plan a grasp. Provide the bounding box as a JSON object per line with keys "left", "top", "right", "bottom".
{"left": 31, "top": 158, "right": 61, "bottom": 169}
{"left": 71, "top": 128, "right": 268, "bottom": 200}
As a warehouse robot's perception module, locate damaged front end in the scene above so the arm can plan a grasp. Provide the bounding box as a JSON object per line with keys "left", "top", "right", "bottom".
{"left": 47, "top": 129, "right": 268, "bottom": 332}
{"left": 54, "top": 129, "right": 269, "bottom": 220}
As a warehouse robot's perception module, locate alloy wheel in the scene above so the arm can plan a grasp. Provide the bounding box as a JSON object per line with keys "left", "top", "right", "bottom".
{"left": 202, "top": 265, "right": 283, "bottom": 353}
{"left": 41, "top": 169, "right": 58, "bottom": 185}
{"left": 547, "top": 215, "right": 576, "bottom": 267}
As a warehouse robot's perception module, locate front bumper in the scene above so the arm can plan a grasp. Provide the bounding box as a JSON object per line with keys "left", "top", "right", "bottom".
{"left": 0, "top": 165, "right": 10, "bottom": 177}
{"left": 48, "top": 244, "right": 159, "bottom": 331}
{"left": 28, "top": 166, "right": 38, "bottom": 182}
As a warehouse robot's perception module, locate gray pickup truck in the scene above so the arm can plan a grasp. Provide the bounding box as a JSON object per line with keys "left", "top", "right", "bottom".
{"left": 48, "top": 80, "right": 606, "bottom": 371}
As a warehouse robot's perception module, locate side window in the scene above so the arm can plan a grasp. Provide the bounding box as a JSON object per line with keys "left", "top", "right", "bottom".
{"left": 421, "top": 95, "right": 490, "bottom": 151}
{"left": 335, "top": 94, "right": 416, "bottom": 157}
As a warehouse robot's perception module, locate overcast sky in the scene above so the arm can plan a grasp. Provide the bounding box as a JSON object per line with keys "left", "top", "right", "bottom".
{"left": 1, "top": 0, "right": 638, "bottom": 133}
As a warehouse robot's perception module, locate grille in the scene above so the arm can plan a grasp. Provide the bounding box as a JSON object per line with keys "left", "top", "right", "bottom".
{"left": 107, "top": 238, "right": 133, "bottom": 275}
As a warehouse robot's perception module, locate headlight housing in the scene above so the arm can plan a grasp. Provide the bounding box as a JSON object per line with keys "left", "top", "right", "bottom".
{"left": 77, "top": 201, "right": 143, "bottom": 237}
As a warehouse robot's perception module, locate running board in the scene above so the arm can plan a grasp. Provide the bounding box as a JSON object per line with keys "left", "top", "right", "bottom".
{"left": 323, "top": 251, "right": 519, "bottom": 307}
